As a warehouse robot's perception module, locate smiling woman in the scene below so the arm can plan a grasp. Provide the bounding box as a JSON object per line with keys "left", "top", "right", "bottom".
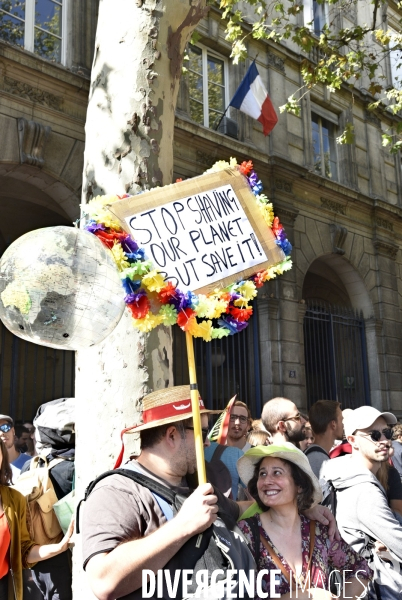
{"left": 236, "top": 444, "right": 372, "bottom": 600}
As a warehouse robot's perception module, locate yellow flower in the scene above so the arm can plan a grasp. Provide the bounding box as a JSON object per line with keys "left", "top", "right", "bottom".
{"left": 195, "top": 295, "right": 227, "bottom": 319}
{"left": 261, "top": 204, "right": 275, "bottom": 228}
{"left": 194, "top": 294, "right": 210, "bottom": 318}
{"left": 141, "top": 270, "right": 165, "bottom": 292}
{"left": 204, "top": 157, "right": 238, "bottom": 174}
{"left": 188, "top": 319, "right": 213, "bottom": 342}
{"left": 83, "top": 195, "right": 122, "bottom": 228}
{"left": 111, "top": 243, "right": 130, "bottom": 271}
{"left": 132, "top": 313, "right": 164, "bottom": 332}
{"left": 272, "top": 259, "right": 293, "bottom": 276}
{"left": 237, "top": 281, "right": 257, "bottom": 301}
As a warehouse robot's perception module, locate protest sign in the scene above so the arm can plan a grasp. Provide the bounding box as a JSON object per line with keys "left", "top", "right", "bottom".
{"left": 109, "top": 168, "right": 285, "bottom": 295}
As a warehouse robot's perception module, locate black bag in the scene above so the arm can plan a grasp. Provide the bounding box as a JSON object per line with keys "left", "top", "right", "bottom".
{"left": 77, "top": 469, "right": 256, "bottom": 600}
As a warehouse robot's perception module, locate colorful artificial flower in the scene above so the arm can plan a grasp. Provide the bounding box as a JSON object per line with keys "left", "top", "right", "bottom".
{"left": 239, "top": 160, "right": 253, "bottom": 176}
{"left": 211, "top": 327, "right": 230, "bottom": 339}
{"left": 111, "top": 243, "right": 130, "bottom": 271}
{"left": 218, "top": 315, "right": 249, "bottom": 335}
{"left": 132, "top": 313, "right": 164, "bottom": 332}
{"left": 141, "top": 270, "right": 166, "bottom": 293}
{"left": 188, "top": 318, "right": 213, "bottom": 342}
{"left": 157, "top": 281, "right": 177, "bottom": 305}
{"left": 121, "top": 277, "right": 141, "bottom": 294}
{"left": 237, "top": 280, "right": 258, "bottom": 301}
{"left": 177, "top": 307, "right": 196, "bottom": 331}
{"left": 126, "top": 293, "right": 150, "bottom": 319}
{"left": 159, "top": 304, "right": 178, "bottom": 325}
{"left": 229, "top": 306, "right": 253, "bottom": 321}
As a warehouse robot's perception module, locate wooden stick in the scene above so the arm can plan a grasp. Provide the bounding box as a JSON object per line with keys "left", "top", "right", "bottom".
{"left": 185, "top": 330, "right": 207, "bottom": 485}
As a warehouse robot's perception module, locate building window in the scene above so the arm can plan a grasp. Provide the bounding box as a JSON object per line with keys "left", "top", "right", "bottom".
{"left": 0, "top": 0, "right": 66, "bottom": 64}
{"left": 188, "top": 44, "right": 229, "bottom": 129}
{"left": 312, "top": 112, "right": 338, "bottom": 180}
{"left": 304, "top": 0, "right": 328, "bottom": 35}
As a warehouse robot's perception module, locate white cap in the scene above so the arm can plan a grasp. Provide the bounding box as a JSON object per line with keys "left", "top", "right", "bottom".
{"left": 344, "top": 406, "right": 397, "bottom": 438}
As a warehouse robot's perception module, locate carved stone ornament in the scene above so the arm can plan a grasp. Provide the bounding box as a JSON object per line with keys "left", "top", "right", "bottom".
{"left": 267, "top": 52, "right": 285, "bottom": 73}
{"left": 3, "top": 76, "right": 63, "bottom": 111}
{"left": 17, "top": 118, "right": 51, "bottom": 168}
{"left": 329, "top": 223, "right": 348, "bottom": 255}
{"left": 320, "top": 197, "right": 347, "bottom": 215}
{"left": 375, "top": 217, "right": 393, "bottom": 232}
{"left": 373, "top": 238, "right": 399, "bottom": 260}
{"left": 275, "top": 178, "right": 293, "bottom": 193}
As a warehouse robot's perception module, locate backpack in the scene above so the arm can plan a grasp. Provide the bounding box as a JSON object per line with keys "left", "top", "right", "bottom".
{"left": 77, "top": 469, "right": 256, "bottom": 600}
{"left": 12, "top": 454, "right": 65, "bottom": 545}
{"left": 304, "top": 445, "right": 338, "bottom": 515}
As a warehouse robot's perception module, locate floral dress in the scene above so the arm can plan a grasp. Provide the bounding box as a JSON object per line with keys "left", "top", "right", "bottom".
{"left": 238, "top": 514, "right": 372, "bottom": 599}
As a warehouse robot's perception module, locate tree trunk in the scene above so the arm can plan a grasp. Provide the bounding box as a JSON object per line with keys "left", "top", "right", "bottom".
{"left": 73, "top": 1, "right": 207, "bottom": 596}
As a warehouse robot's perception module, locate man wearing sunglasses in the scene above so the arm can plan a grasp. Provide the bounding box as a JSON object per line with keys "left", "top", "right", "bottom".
{"left": 323, "top": 406, "right": 402, "bottom": 599}
{"left": 0, "top": 414, "right": 31, "bottom": 479}
{"left": 261, "top": 397, "right": 307, "bottom": 445}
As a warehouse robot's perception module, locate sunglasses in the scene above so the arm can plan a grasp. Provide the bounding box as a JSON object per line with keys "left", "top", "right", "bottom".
{"left": 356, "top": 428, "right": 393, "bottom": 442}
{"left": 229, "top": 414, "right": 248, "bottom": 424}
{"left": 186, "top": 426, "right": 209, "bottom": 443}
{"left": 0, "top": 423, "right": 12, "bottom": 433}
{"left": 282, "top": 413, "right": 302, "bottom": 423}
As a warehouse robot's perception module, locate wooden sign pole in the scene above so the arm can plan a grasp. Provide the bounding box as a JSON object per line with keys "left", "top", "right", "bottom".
{"left": 185, "top": 330, "right": 207, "bottom": 485}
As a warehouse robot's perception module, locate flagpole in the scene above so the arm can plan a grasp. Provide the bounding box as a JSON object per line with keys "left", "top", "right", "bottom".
{"left": 214, "top": 54, "right": 259, "bottom": 132}
{"left": 214, "top": 105, "right": 230, "bottom": 132}
{"left": 185, "top": 330, "right": 207, "bottom": 485}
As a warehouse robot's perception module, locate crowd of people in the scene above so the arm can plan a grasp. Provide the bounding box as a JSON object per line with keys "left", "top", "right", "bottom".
{"left": 1, "top": 390, "right": 402, "bottom": 599}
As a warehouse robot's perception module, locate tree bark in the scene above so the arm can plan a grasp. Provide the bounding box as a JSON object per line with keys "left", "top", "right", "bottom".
{"left": 73, "top": 1, "right": 207, "bottom": 596}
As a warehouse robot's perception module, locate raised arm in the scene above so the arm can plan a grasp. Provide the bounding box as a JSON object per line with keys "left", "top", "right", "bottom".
{"left": 85, "top": 483, "right": 218, "bottom": 600}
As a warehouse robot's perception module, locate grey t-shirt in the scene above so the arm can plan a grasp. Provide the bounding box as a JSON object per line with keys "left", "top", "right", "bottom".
{"left": 81, "top": 460, "right": 239, "bottom": 572}
{"left": 305, "top": 444, "right": 329, "bottom": 480}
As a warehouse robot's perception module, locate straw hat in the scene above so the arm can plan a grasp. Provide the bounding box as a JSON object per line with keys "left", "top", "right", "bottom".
{"left": 127, "top": 385, "right": 220, "bottom": 433}
{"left": 237, "top": 442, "right": 323, "bottom": 505}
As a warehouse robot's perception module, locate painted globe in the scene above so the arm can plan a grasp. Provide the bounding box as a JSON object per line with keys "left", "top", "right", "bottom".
{"left": 0, "top": 226, "right": 125, "bottom": 350}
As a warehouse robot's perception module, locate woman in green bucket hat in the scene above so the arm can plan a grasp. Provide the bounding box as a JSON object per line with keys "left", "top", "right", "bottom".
{"left": 237, "top": 443, "right": 372, "bottom": 600}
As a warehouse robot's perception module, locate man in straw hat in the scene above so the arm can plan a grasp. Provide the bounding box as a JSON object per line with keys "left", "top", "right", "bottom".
{"left": 81, "top": 385, "right": 338, "bottom": 600}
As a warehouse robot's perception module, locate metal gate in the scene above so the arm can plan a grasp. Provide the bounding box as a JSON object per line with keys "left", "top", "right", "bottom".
{"left": 173, "top": 303, "right": 262, "bottom": 418}
{"left": 0, "top": 321, "right": 75, "bottom": 420}
{"left": 303, "top": 300, "right": 370, "bottom": 408}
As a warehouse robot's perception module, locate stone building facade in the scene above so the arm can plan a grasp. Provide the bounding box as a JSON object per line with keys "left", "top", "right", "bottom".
{"left": 0, "top": 3, "right": 97, "bottom": 418}
{"left": 0, "top": 1, "right": 401, "bottom": 420}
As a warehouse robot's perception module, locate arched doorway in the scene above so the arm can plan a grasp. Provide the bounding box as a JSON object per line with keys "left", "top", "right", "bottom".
{"left": 302, "top": 256, "right": 372, "bottom": 408}
{"left": 0, "top": 175, "right": 76, "bottom": 420}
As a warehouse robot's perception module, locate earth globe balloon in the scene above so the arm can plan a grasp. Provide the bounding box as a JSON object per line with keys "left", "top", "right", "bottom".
{"left": 0, "top": 226, "right": 125, "bottom": 350}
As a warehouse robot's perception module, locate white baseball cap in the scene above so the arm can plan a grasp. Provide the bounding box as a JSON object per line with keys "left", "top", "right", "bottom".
{"left": 344, "top": 406, "right": 397, "bottom": 438}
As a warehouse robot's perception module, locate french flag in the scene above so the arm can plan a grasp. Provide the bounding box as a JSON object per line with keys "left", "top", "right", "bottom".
{"left": 230, "top": 61, "right": 278, "bottom": 136}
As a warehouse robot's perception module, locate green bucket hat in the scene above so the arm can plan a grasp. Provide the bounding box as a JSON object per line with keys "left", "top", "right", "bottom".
{"left": 237, "top": 442, "right": 323, "bottom": 506}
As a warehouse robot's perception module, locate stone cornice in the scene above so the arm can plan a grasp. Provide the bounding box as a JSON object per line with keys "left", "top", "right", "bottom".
{"left": 373, "top": 238, "right": 399, "bottom": 260}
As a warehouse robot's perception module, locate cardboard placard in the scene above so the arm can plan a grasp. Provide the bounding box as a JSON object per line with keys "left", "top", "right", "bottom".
{"left": 109, "top": 169, "right": 285, "bottom": 295}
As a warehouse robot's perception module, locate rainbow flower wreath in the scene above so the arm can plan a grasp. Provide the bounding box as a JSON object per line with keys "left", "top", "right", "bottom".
{"left": 83, "top": 158, "right": 292, "bottom": 341}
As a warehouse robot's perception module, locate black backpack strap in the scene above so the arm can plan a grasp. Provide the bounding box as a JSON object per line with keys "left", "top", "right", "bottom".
{"left": 76, "top": 468, "right": 178, "bottom": 533}
{"left": 210, "top": 444, "right": 226, "bottom": 462}
{"left": 305, "top": 444, "right": 328, "bottom": 457}
{"left": 248, "top": 515, "right": 261, "bottom": 567}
